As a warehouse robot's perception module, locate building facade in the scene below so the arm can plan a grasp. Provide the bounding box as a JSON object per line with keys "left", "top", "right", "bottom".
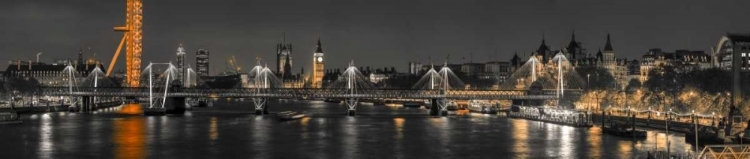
{"left": 712, "top": 33, "right": 750, "bottom": 106}
{"left": 639, "top": 48, "right": 712, "bottom": 82}
{"left": 713, "top": 34, "right": 750, "bottom": 71}
{"left": 277, "top": 42, "right": 293, "bottom": 77}
{"left": 481, "top": 61, "right": 511, "bottom": 83}
{"left": 196, "top": 49, "right": 210, "bottom": 76}
{"left": 408, "top": 62, "right": 423, "bottom": 75}
{"left": 564, "top": 32, "right": 588, "bottom": 62}
{"left": 4, "top": 60, "right": 105, "bottom": 87}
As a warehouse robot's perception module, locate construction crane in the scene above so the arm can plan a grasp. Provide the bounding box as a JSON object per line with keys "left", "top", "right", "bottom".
{"left": 36, "top": 52, "right": 42, "bottom": 63}
{"left": 107, "top": 0, "right": 142, "bottom": 87}
{"left": 227, "top": 55, "right": 241, "bottom": 74}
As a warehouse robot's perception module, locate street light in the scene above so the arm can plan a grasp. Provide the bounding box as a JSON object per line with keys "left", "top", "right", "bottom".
{"left": 667, "top": 108, "right": 672, "bottom": 157}
{"left": 587, "top": 74, "right": 590, "bottom": 89}
{"left": 712, "top": 112, "right": 716, "bottom": 126}
{"left": 693, "top": 109, "right": 698, "bottom": 158}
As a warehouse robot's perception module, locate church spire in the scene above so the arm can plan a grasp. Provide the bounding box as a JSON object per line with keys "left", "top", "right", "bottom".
{"left": 571, "top": 31, "right": 576, "bottom": 41}
{"left": 604, "top": 34, "right": 614, "bottom": 51}
{"left": 78, "top": 48, "right": 84, "bottom": 65}
{"left": 315, "top": 37, "right": 324, "bottom": 53}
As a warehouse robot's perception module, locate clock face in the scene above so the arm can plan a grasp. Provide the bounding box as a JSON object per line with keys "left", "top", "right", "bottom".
{"left": 317, "top": 57, "right": 323, "bottom": 62}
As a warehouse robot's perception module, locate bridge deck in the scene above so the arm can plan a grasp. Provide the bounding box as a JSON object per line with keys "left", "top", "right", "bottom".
{"left": 40, "top": 87, "right": 581, "bottom": 100}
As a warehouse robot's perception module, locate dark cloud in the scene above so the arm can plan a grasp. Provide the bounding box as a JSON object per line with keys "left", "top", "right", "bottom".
{"left": 1, "top": 0, "right": 749, "bottom": 74}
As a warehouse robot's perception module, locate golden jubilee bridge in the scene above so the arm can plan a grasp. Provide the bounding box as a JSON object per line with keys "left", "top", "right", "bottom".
{"left": 46, "top": 57, "right": 585, "bottom": 116}
{"left": 39, "top": 87, "right": 563, "bottom": 100}
{"left": 38, "top": 87, "right": 580, "bottom": 116}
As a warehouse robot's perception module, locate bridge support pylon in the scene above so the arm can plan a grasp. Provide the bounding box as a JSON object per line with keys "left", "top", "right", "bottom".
{"left": 346, "top": 98, "right": 358, "bottom": 116}
{"left": 253, "top": 98, "right": 268, "bottom": 115}
{"left": 430, "top": 99, "right": 449, "bottom": 116}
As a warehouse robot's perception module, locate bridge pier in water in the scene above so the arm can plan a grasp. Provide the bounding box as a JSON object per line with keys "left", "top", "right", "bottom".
{"left": 347, "top": 109, "right": 356, "bottom": 116}
{"left": 165, "top": 82, "right": 186, "bottom": 115}
{"left": 346, "top": 98, "right": 358, "bottom": 116}
{"left": 81, "top": 96, "right": 91, "bottom": 112}
{"left": 165, "top": 96, "right": 185, "bottom": 114}
{"left": 430, "top": 99, "right": 439, "bottom": 116}
{"left": 253, "top": 98, "right": 269, "bottom": 115}
{"left": 429, "top": 99, "right": 447, "bottom": 116}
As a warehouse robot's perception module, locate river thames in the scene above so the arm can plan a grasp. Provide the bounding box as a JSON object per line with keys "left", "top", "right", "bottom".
{"left": 0, "top": 99, "right": 694, "bottom": 158}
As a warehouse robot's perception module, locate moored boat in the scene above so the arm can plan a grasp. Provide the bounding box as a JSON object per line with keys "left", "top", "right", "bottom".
{"left": 0, "top": 111, "right": 22, "bottom": 124}
{"left": 469, "top": 101, "right": 499, "bottom": 114}
{"left": 402, "top": 102, "right": 422, "bottom": 108}
{"left": 602, "top": 121, "right": 647, "bottom": 139}
{"left": 685, "top": 126, "right": 724, "bottom": 145}
{"left": 324, "top": 98, "right": 342, "bottom": 103}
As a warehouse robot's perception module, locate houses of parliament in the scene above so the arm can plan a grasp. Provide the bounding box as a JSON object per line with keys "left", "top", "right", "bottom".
{"left": 274, "top": 36, "right": 325, "bottom": 89}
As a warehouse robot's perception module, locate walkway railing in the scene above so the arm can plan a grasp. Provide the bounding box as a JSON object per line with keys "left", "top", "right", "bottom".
{"left": 39, "top": 87, "right": 567, "bottom": 100}
{"left": 699, "top": 144, "right": 750, "bottom": 159}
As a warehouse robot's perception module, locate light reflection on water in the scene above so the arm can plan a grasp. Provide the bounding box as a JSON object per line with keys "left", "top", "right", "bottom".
{"left": 341, "top": 117, "right": 358, "bottom": 159}
{"left": 393, "top": 117, "right": 404, "bottom": 140}
{"left": 113, "top": 117, "right": 145, "bottom": 159}
{"left": 560, "top": 125, "right": 575, "bottom": 157}
{"left": 393, "top": 117, "right": 405, "bottom": 159}
{"left": 0, "top": 100, "right": 698, "bottom": 158}
{"left": 300, "top": 117, "right": 310, "bottom": 139}
{"left": 588, "top": 127, "right": 602, "bottom": 158}
{"left": 209, "top": 117, "right": 218, "bottom": 141}
{"left": 511, "top": 119, "right": 529, "bottom": 158}
{"left": 251, "top": 115, "right": 269, "bottom": 158}
{"left": 38, "top": 114, "right": 53, "bottom": 159}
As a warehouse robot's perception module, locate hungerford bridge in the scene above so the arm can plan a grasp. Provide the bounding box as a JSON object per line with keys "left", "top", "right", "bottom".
{"left": 42, "top": 55, "right": 584, "bottom": 116}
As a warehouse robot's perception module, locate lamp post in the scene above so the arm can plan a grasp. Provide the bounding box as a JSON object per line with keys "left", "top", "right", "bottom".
{"left": 712, "top": 112, "right": 716, "bottom": 127}
{"left": 654, "top": 110, "right": 659, "bottom": 152}
{"left": 621, "top": 88, "right": 632, "bottom": 117}
{"left": 667, "top": 108, "right": 672, "bottom": 157}
{"left": 587, "top": 74, "right": 590, "bottom": 89}
{"left": 693, "top": 109, "right": 698, "bottom": 158}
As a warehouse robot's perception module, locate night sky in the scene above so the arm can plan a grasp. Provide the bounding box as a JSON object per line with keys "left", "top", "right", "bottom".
{"left": 2, "top": 0, "right": 749, "bottom": 74}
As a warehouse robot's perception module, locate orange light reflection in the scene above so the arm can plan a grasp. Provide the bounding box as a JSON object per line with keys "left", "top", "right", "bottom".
{"left": 114, "top": 117, "right": 145, "bottom": 159}
{"left": 119, "top": 103, "right": 142, "bottom": 115}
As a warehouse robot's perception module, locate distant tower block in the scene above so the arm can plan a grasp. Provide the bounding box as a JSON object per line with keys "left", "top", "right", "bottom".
{"left": 113, "top": 0, "right": 143, "bottom": 87}
{"left": 176, "top": 44, "right": 186, "bottom": 82}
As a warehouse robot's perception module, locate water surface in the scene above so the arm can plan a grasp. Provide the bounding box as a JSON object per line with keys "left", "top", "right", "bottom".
{"left": 0, "top": 99, "right": 694, "bottom": 158}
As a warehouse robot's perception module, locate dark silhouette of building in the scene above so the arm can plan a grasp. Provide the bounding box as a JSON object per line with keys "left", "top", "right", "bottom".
{"left": 276, "top": 40, "right": 292, "bottom": 77}
{"left": 536, "top": 36, "right": 551, "bottom": 63}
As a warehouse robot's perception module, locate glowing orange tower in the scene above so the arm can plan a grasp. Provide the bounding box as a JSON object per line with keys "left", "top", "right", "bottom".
{"left": 109, "top": 0, "right": 142, "bottom": 87}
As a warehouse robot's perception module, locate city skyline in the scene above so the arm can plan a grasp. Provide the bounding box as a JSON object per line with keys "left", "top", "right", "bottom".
{"left": 2, "top": 0, "right": 750, "bottom": 73}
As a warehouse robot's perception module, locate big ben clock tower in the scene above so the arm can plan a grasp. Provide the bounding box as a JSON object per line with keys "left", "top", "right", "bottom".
{"left": 312, "top": 38, "right": 325, "bottom": 88}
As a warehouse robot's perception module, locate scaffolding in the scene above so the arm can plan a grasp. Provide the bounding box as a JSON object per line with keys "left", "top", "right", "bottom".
{"left": 699, "top": 144, "right": 750, "bottom": 159}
